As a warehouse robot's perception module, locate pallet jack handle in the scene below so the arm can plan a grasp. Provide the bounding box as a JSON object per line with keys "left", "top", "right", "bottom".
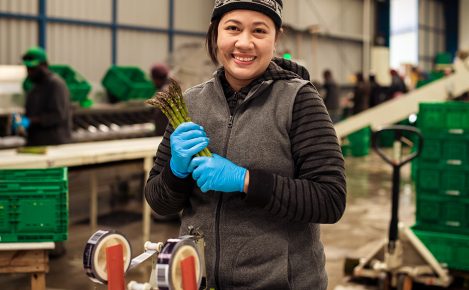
{"left": 372, "top": 125, "right": 424, "bottom": 253}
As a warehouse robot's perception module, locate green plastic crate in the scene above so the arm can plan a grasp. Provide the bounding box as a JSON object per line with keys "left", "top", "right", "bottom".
{"left": 413, "top": 229, "right": 469, "bottom": 271}
{"left": 101, "top": 66, "right": 155, "bottom": 101}
{"left": 17, "top": 197, "right": 66, "bottom": 232}
{"left": 418, "top": 136, "right": 469, "bottom": 167}
{"left": 0, "top": 168, "right": 68, "bottom": 242}
{"left": 445, "top": 102, "right": 469, "bottom": 130}
{"left": 416, "top": 166, "right": 468, "bottom": 197}
{"left": 348, "top": 127, "right": 371, "bottom": 157}
{"left": 0, "top": 181, "right": 68, "bottom": 193}
{"left": 0, "top": 200, "right": 10, "bottom": 232}
{"left": 435, "top": 52, "right": 453, "bottom": 65}
{"left": 416, "top": 195, "right": 469, "bottom": 234}
{"left": 418, "top": 102, "right": 469, "bottom": 131}
{"left": 23, "top": 65, "right": 92, "bottom": 103}
{"left": 0, "top": 190, "right": 68, "bottom": 242}
{"left": 0, "top": 167, "right": 66, "bottom": 181}
{"left": 418, "top": 103, "right": 446, "bottom": 130}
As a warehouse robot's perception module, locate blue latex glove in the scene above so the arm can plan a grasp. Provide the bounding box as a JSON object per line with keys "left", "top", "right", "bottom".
{"left": 188, "top": 154, "right": 247, "bottom": 193}
{"left": 170, "top": 122, "right": 209, "bottom": 178}
{"left": 11, "top": 113, "right": 30, "bottom": 133}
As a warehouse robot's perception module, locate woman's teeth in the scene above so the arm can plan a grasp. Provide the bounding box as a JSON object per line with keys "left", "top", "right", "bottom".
{"left": 234, "top": 56, "right": 255, "bottom": 61}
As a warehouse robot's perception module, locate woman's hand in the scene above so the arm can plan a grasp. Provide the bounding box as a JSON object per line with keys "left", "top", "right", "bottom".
{"left": 169, "top": 122, "right": 209, "bottom": 178}
{"left": 189, "top": 154, "right": 247, "bottom": 193}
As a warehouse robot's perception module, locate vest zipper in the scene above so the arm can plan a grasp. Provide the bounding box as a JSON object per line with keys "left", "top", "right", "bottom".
{"left": 214, "top": 113, "right": 235, "bottom": 290}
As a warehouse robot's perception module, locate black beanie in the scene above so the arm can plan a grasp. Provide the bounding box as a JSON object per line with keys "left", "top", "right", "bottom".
{"left": 211, "top": 0, "right": 283, "bottom": 28}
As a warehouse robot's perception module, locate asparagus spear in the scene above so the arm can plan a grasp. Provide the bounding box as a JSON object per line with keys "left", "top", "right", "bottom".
{"left": 145, "top": 79, "right": 211, "bottom": 157}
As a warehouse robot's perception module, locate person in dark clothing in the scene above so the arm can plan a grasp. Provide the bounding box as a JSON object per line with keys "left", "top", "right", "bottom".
{"left": 144, "top": 1, "right": 346, "bottom": 289}
{"left": 150, "top": 63, "right": 170, "bottom": 136}
{"left": 18, "top": 47, "right": 72, "bottom": 258}
{"left": 387, "top": 69, "right": 407, "bottom": 100}
{"left": 368, "top": 74, "right": 384, "bottom": 108}
{"left": 352, "top": 72, "right": 370, "bottom": 114}
{"left": 322, "top": 69, "right": 341, "bottom": 122}
{"left": 20, "top": 47, "right": 72, "bottom": 146}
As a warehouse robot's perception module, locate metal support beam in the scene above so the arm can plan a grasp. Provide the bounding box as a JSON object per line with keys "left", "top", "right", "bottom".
{"left": 374, "top": 0, "right": 390, "bottom": 47}
{"left": 168, "top": 0, "right": 175, "bottom": 53}
{"left": 112, "top": 0, "right": 118, "bottom": 65}
{"left": 363, "top": 0, "right": 371, "bottom": 76}
{"left": 443, "top": 0, "right": 459, "bottom": 57}
{"left": 38, "top": 0, "right": 47, "bottom": 49}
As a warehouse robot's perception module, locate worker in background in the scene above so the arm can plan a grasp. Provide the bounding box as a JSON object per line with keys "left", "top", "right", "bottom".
{"left": 144, "top": 0, "right": 346, "bottom": 289}
{"left": 322, "top": 69, "right": 341, "bottom": 123}
{"left": 14, "top": 47, "right": 72, "bottom": 146}
{"left": 17, "top": 46, "right": 71, "bottom": 258}
{"left": 368, "top": 74, "right": 384, "bottom": 108}
{"left": 387, "top": 69, "right": 407, "bottom": 100}
{"left": 352, "top": 72, "right": 370, "bottom": 115}
{"left": 150, "top": 63, "right": 170, "bottom": 136}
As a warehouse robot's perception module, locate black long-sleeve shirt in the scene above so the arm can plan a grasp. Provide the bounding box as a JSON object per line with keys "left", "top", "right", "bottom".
{"left": 25, "top": 71, "right": 72, "bottom": 146}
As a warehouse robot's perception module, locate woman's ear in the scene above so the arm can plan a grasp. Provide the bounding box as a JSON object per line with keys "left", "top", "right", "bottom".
{"left": 275, "top": 27, "right": 284, "bottom": 42}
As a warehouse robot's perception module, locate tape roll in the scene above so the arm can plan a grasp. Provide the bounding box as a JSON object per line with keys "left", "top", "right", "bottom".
{"left": 83, "top": 230, "right": 132, "bottom": 284}
{"left": 156, "top": 237, "right": 202, "bottom": 290}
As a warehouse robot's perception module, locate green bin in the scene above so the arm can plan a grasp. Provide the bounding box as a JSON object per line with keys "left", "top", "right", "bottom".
{"left": 101, "top": 66, "right": 155, "bottom": 101}
{"left": 0, "top": 167, "right": 68, "bottom": 242}
{"left": 413, "top": 228, "right": 469, "bottom": 271}
{"left": 348, "top": 127, "right": 371, "bottom": 157}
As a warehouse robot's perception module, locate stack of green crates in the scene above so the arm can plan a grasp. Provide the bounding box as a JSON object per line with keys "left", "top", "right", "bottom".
{"left": 412, "top": 101, "right": 469, "bottom": 271}
{"left": 0, "top": 168, "right": 69, "bottom": 242}
{"left": 101, "top": 66, "right": 155, "bottom": 101}
{"left": 23, "top": 65, "right": 92, "bottom": 106}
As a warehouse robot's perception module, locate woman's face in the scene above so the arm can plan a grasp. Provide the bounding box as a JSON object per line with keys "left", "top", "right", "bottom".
{"left": 217, "top": 9, "right": 277, "bottom": 91}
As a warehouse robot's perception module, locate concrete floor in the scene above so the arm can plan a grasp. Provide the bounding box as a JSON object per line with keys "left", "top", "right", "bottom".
{"left": 0, "top": 151, "right": 463, "bottom": 290}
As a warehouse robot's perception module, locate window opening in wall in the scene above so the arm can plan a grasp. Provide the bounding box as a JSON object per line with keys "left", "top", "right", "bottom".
{"left": 390, "top": 0, "right": 418, "bottom": 69}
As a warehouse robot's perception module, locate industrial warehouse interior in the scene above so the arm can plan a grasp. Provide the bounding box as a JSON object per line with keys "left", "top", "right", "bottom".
{"left": 0, "top": 0, "right": 468, "bottom": 290}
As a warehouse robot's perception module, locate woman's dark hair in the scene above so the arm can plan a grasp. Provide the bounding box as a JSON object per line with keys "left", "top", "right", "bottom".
{"left": 206, "top": 18, "right": 221, "bottom": 66}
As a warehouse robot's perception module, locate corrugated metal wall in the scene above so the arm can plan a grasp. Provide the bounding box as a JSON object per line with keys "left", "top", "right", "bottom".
{"left": 459, "top": 0, "right": 469, "bottom": 51}
{"left": 0, "top": 19, "right": 37, "bottom": 65}
{"left": 174, "top": 0, "right": 212, "bottom": 32}
{"left": 46, "top": 0, "right": 112, "bottom": 82}
{"left": 117, "top": 31, "right": 167, "bottom": 70}
{"left": 47, "top": 23, "right": 111, "bottom": 82}
{"left": 0, "top": 0, "right": 369, "bottom": 87}
{"left": 0, "top": 0, "right": 37, "bottom": 14}
{"left": 118, "top": 0, "right": 167, "bottom": 27}
{"left": 0, "top": 0, "right": 37, "bottom": 65}
{"left": 48, "top": 0, "right": 111, "bottom": 21}
{"left": 282, "top": 0, "right": 366, "bottom": 83}
{"left": 418, "top": 0, "right": 445, "bottom": 71}
{"left": 285, "top": 0, "right": 364, "bottom": 37}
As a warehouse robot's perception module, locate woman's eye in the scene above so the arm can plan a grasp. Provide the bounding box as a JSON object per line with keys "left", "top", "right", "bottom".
{"left": 254, "top": 28, "right": 267, "bottom": 34}
{"left": 226, "top": 26, "right": 239, "bottom": 31}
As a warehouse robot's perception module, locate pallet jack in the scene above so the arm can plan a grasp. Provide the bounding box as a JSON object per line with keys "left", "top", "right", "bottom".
{"left": 345, "top": 125, "right": 452, "bottom": 290}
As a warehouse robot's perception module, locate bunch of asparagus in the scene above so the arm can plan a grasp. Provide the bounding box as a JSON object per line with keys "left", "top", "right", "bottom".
{"left": 145, "top": 78, "right": 212, "bottom": 157}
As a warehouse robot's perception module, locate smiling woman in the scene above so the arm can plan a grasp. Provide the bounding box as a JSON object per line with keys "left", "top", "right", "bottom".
{"left": 144, "top": 0, "right": 346, "bottom": 289}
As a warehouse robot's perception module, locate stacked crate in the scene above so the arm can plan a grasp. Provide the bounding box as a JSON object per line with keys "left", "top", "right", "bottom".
{"left": 412, "top": 102, "right": 469, "bottom": 271}
{"left": 101, "top": 66, "right": 155, "bottom": 101}
{"left": 0, "top": 168, "right": 68, "bottom": 242}
{"left": 347, "top": 127, "right": 371, "bottom": 157}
